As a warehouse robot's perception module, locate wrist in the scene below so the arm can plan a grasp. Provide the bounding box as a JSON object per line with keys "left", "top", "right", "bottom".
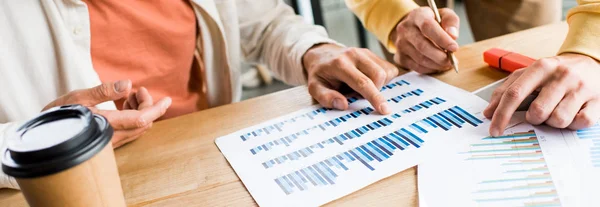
{"left": 303, "top": 43, "right": 343, "bottom": 74}
{"left": 389, "top": 11, "right": 412, "bottom": 44}
{"left": 559, "top": 53, "right": 600, "bottom": 64}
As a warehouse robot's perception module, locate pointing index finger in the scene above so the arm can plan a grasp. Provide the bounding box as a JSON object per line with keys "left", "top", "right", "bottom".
{"left": 489, "top": 60, "right": 555, "bottom": 136}
{"left": 97, "top": 97, "right": 172, "bottom": 130}
{"left": 335, "top": 61, "right": 391, "bottom": 114}
{"left": 139, "top": 97, "right": 172, "bottom": 124}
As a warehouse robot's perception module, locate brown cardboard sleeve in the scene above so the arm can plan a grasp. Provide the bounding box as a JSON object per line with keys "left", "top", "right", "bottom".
{"left": 16, "top": 142, "right": 125, "bottom": 207}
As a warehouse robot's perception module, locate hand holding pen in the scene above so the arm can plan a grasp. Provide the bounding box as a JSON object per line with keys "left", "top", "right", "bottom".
{"left": 390, "top": 2, "right": 460, "bottom": 74}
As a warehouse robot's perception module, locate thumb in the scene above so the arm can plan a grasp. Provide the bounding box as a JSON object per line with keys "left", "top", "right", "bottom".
{"left": 68, "top": 80, "right": 131, "bottom": 107}
{"left": 308, "top": 81, "right": 348, "bottom": 111}
{"left": 84, "top": 80, "right": 132, "bottom": 105}
{"left": 42, "top": 80, "right": 131, "bottom": 111}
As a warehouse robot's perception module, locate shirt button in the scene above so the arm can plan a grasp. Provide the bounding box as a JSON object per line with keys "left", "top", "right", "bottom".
{"left": 73, "top": 27, "right": 82, "bottom": 35}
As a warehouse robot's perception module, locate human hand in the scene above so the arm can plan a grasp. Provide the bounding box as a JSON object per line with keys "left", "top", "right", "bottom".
{"left": 43, "top": 80, "right": 171, "bottom": 148}
{"left": 391, "top": 7, "right": 459, "bottom": 74}
{"left": 123, "top": 86, "right": 152, "bottom": 110}
{"left": 303, "top": 44, "right": 399, "bottom": 114}
{"left": 484, "top": 54, "right": 600, "bottom": 136}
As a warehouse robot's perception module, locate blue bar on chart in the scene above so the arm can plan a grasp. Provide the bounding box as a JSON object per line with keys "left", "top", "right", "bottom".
{"left": 250, "top": 90, "right": 425, "bottom": 155}
{"left": 576, "top": 124, "right": 600, "bottom": 168}
{"left": 380, "top": 79, "right": 410, "bottom": 92}
{"left": 240, "top": 96, "right": 361, "bottom": 141}
{"left": 273, "top": 106, "right": 484, "bottom": 194}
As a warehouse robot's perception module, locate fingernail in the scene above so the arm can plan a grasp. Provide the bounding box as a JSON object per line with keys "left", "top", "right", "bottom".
{"left": 447, "top": 27, "right": 459, "bottom": 38}
{"left": 446, "top": 44, "right": 459, "bottom": 52}
{"left": 379, "top": 103, "right": 391, "bottom": 114}
{"left": 333, "top": 98, "right": 343, "bottom": 110}
{"left": 114, "top": 80, "right": 130, "bottom": 93}
{"left": 157, "top": 98, "right": 172, "bottom": 110}
{"left": 490, "top": 127, "right": 500, "bottom": 137}
{"left": 162, "top": 97, "right": 172, "bottom": 108}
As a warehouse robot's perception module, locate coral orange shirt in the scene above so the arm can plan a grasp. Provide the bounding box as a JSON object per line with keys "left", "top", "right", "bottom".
{"left": 84, "top": 0, "right": 208, "bottom": 120}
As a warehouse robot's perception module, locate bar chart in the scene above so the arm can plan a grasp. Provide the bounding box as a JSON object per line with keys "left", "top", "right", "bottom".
{"left": 418, "top": 112, "right": 600, "bottom": 207}
{"left": 240, "top": 102, "right": 337, "bottom": 141}
{"left": 250, "top": 89, "right": 425, "bottom": 155}
{"left": 259, "top": 98, "right": 452, "bottom": 169}
{"left": 216, "top": 72, "right": 492, "bottom": 207}
{"left": 262, "top": 117, "right": 395, "bottom": 169}
{"left": 273, "top": 106, "right": 483, "bottom": 194}
{"left": 465, "top": 130, "right": 562, "bottom": 206}
{"left": 239, "top": 80, "right": 412, "bottom": 141}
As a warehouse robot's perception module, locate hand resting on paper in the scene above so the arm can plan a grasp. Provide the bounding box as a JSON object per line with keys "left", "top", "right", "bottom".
{"left": 484, "top": 54, "right": 600, "bottom": 136}
{"left": 303, "top": 44, "right": 400, "bottom": 115}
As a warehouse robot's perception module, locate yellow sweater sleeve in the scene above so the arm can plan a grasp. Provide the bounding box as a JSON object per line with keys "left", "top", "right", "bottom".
{"left": 558, "top": 0, "right": 600, "bottom": 61}
{"left": 345, "top": 0, "right": 419, "bottom": 53}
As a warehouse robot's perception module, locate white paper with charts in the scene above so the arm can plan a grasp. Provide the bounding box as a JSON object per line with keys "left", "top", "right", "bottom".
{"left": 417, "top": 111, "right": 600, "bottom": 207}
{"left": 215, "top": 72, "right": 489, "bottom": 207}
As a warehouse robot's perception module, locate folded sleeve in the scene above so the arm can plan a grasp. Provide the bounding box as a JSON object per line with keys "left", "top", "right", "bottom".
{"left": 237, "top": 0, "right": 342, "bottom": 86}
{"left": 558, "top": 0, "right": 600, "bottom": 61}
{"left": 345, "top": 0, "right": 419, "bottom": 53}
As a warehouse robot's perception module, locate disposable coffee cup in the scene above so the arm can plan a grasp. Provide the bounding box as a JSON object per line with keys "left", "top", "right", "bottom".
{"left": 2, "top": 105, "right": 125, "bottom": 207}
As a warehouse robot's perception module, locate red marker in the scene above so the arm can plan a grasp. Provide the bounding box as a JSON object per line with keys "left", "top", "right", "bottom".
{"left": 483, "top": 48, "right": 536, "bottom": 72}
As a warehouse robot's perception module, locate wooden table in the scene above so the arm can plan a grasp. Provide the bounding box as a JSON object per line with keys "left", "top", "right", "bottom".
{"left": 0, "top": 22, "right": 568, "bottom": 206}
